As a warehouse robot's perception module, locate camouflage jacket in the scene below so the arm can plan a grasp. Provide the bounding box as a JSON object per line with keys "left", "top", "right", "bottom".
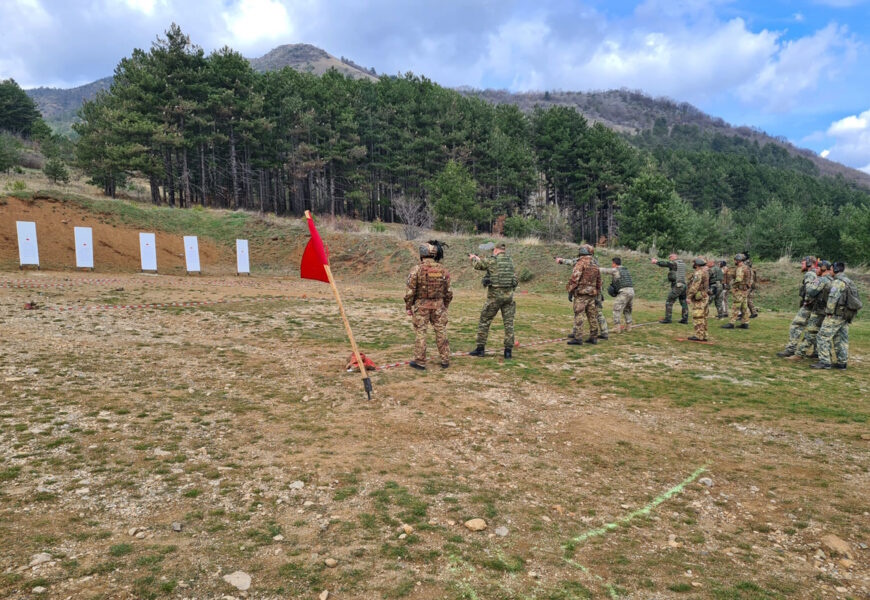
{"left": 805, "top": 273, "right": 832, "bottom": 315}
{"left": 798, "top": 270, "right": 817, "bottom": 303}
{"left": 656, "top": 259, "right": 686, "bottom": 286}
{"left": 687, "top": 268, "right": 710, "bottom": 301}
{"left": 405, "top": 258, "right": 453, "bottom": 310}
{"left": 826, "top": 273, "right": 851, "bottom": 316}
{"left": 567, "top": 256, "right": 602, "bottom": 296}
{"left": 732, "top": 264, "right": 751, "bottom": 291}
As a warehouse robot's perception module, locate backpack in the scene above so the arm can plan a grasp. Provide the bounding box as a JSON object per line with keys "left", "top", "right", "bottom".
{"left": 841, "top": 279, "right": 862, "bottom": 322}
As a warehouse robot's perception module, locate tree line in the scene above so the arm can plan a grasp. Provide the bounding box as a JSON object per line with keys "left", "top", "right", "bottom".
{"left": 6, "top": 25, "right": 870, "bottom": 263}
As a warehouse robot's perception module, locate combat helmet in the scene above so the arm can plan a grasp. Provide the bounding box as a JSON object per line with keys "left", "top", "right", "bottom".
{"left": 693, "top": 257, "right": 706, "bottom": 267}
{"left": 419, "top": 243, "right": 437, "bottom": 259}
{"left": 577, "top": 245, "right": 592, "bottom": 256}
{"left": 734, "top": 253, "right": 745, "bottom": 262}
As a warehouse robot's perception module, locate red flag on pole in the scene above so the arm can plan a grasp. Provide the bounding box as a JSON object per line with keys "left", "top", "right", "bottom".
{"left": 301, "top": 212, "right": 330, "bottom": 283}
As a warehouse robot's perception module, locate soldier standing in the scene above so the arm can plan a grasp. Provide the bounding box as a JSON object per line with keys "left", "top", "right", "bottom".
{"left": 556, "top": 244, "right": 608, "bottom": 339}
{"left": 720, "top": 261, "right": 731, "bottom": 318}
{"left": 566, "top": 245, "right": 602, "bottom": 345}
{"left": 793, "top": 260, "right": 832, "bottom": 359}
{"left": 777, "top": 256, "right": 818, "bottom": 358}
{"left": 722, "top": 254, "right": 751, "bottom": 329}
{"left": 609, "top": 257, "right": 635, "bottom": 333}
{"left": 811, "top": 262, "right": 856, "bottom": 369}
{"left": 707, "top": 260, "right": 727, "bottom": 319}
{"left": 652, "top": 253, "right": 688, "bottom": 324}
{"left": 404, "top": 241, "right": 453, "bottom": 370}
{"left": 469, "top": 242, "right": 518, "bottom": 359}
{"left": 744, "top": 251, "right": 760, "bottom": 318}
{"left": 687, "top": 257, "right": 710, "bottom": 341}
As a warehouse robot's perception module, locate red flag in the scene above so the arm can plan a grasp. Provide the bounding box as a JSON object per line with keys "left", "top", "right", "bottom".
{"left": 301, "top": 212, "right": 330, "bottom": 283}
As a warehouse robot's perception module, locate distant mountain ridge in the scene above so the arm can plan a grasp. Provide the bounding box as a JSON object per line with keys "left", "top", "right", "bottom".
{"left": 24, "top": 43, "right": 870, "bottom": 188}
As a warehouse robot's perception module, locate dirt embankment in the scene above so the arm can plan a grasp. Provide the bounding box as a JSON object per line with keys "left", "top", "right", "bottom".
{"left": 0, "top": 195, "right": 229, "bottom": 273}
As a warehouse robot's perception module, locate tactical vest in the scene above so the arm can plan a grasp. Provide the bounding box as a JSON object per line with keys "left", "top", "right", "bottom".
{"left": 708, "top": 267, "right": 723, "bottom": 286}
{"left": 734, "top": 264, "right": 751, "bottom": 291}
{"left": 809, "top": 275, "right": 832, "bottom": 314}
{"left": 613, "top": 266, "right": 633, "bottom": 292}
{"left": 667, "top": 260, "right": 686, "bottom": 285}
{"left": 491, "top": 254, "right": 517, "bottom": 289}
{"left": 417, "top": 262, "right": 449, "bottom": 300}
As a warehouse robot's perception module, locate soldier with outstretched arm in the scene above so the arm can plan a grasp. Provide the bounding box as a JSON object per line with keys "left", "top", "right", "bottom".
{"left": 468, "top": 242, "right": 518, "bottom": 359}
{"left": 651, "top": 253, "right": 688, "bottom": 324}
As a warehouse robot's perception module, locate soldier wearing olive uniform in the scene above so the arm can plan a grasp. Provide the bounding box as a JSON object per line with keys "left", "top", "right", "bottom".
{"left": 652, "top": 253, "right": 688, "bottom": 324}
{"left": 469, "top": 242, "right": 518, "bottom": 359}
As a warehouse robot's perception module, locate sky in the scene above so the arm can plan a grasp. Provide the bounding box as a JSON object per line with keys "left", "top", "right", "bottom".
{"left": 2, "top": 0, "right": 870, "bottom": 173}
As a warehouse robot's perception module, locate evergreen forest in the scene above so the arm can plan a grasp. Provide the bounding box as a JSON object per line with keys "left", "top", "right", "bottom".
{"left": 4, "top": 25, "right": 870, "bottom": 263}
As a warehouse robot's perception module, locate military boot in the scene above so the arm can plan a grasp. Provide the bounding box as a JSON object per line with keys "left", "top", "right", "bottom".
{"left": 776, "top": 349, "right": 795, "bottom": 357}
{"left": 659, "top": 318, "right": 672, "bottom": 324}
{"left": 504, "top": 348, "right": 512, "bottom": 359}
{"left": 810, "top": 362, "right": 831, "bottom": 369}
{"left": 678, "top": 318, "right": 689, "bottom": 324}
{"left": 469, "top": 346, "right": 486, "bottom": 357}
{"left": 738, "top": 323, "right": 749, "bottom": 329}
{"left": 598, "top": 333, "right": 609, "bottom": 340}
{"left": 833, "top": 363, "right": 847, "bottom": 369}
{"left": 585, "top": 336, "right": 598, "bottom": 345}
{"left": 567, "top": 338, "right": 583, "bottom": 346}
{"left": 721, "top": 323, "right": 735, "bottom": 329}
{"left": 409, "top": 361, "right": 426, "bottom": 370}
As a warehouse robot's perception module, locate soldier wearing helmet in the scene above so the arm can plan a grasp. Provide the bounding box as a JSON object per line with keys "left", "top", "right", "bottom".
{"left": 686, "top": 257, "right": 710, "bottom": 341}
{"left": 743, "top": 251, "right": 760, "bottom": 319}
{"left": 651, "top": 253, "right": 688, "bottom": 324}
{"left": 404, "top": 241, "right": 453, "bottom": 370}
{"left": 723, "top": 254, "right": 751, "bottom": 329}
{"left": 565, "top": 244, "right": 602, "bottom": 345}
{"left": 777, "top": 256, "right": 818, "bottom": 358}
{"left": 794, "top": 260, "right": 833, "bottom": 360}
{"left": 555, "top": 244, "right": 610, "bottom": 340}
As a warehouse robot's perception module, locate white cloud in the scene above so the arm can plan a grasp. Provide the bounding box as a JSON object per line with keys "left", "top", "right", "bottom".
{"left": 820, "top": 149, "right": 831, "bottom": 157}
{"left": 821, "top": 109, "right": 870, "bottom": 171}
{"left": 221, "top": 0, "right": 294, "bottom": 47}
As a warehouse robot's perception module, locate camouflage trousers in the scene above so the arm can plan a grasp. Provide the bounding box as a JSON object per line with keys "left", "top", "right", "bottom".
{"left": 411, "top": 304, "right": 450, "bottom": 365}
{"left": 747, "top": 289, "right": 759, "bottom": 317}
{"left": 612, "top": 288, "right": 635, "bottom": 328}
{"left": 595, "top": 294, "right": 609, "bottom": 336}
{"left": 784, "top": 305, "right": 811, "bottom": 352}
{"left": 816, "top": 315, "right": 849, "bottom": 366}
{"left": 690, "top": 299, "right": 709, "bottom": 340}
{"left": 572, "top": 294, "right": 600, "bottom": 339}
{"left": 708, "top": 284, "right": 728, "bottom": 317}
{"left": 729, "top": 290, "right": 750, "bottom": 325}
{"left": 797, "top": 313, "right": 825, "bottom": 358}
{"left": 665, "top": 283, "right": 688, "bottom": 321}
{"left": 476, "top": 290, "right": 516, "bottom": 349}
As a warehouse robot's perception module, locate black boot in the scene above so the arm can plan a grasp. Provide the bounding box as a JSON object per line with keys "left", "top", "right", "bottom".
{"left": 504, "top": 348, "right": 512, "bottom": 359}
{"left": 833, "top": 363, "right": 847, "bottom": 370}
{"left": 678, "top": 318, "right": 689, "bottom": 324}
{"left": 469, "top": 345, "right": 486, "bottom": 357}
{"left": 409, "top": 361, "right": 426, "bottom": 370}
{"left": 659, "top": 318, "right": 672, "bottom": 324}
{"left": 810, "top": 362, "right": 831, "bottom": 369}
{"left": 567, "top": 338, "right": 583, "bottom": 345}
{"left": 776, "top": 349, "right": 794, "bottom": 357}
{"left": 585, "top": 336, "right": 598, "bottom": 345}
{"left": 598, "top": 333, "right": 609, "bottom": 340}
{"left": 721, "top": 323, "right": 735, "bottom": 329}
{"left": 738, "top": 323, "right": 749, "bottom": 329}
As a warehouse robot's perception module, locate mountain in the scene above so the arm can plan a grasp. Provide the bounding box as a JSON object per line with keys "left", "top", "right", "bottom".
{"left": 24, "top": 43, "right": 870, "bottom": 188}
{"left": 462, "top": 88, "right": 870, "bottom": 188}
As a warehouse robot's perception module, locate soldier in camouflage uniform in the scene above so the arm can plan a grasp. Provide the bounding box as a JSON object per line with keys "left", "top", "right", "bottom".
{"left": 744, "top": 251, "right": 760, "bottom": 318}
{"left": 793, "top": 260, "right": 832, "bottom": 359}
{"left": 707, "top": 260, "right": 727, "bottom": 319}
{"left": 723, "top": 254, "right": 751, "bottom": 329}
{"left": 720, "top": 262, "right": 731, "bottom": 318}
{"left": 609, "top": 257, "right": 635, "bottom": 333}
{"left": 566, "top": 245, "right": 602, "bottom": 345}
{"left": 811, "top": 262, "right": 853, "bottom": 369}
{"left": 687, "top": 257, "right": 710, "bottom": 341}
{"left": 555, "top": 244, "right": 609, "bottom": 339}
{"left": 777, "top": 256, "right": 818, "bottom": 358}
{"left": 652, "top": 253, "right": 688, "bottom": 324}
{"left": 469, "top": 242, "right": 518, "bottom": 359}
{"left": 404, "top": 241, "right": 453, "bottom": 370}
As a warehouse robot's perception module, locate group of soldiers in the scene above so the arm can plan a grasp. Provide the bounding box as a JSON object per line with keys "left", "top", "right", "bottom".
{"left": 776, "top": 256, "right": 860, "bottom": 369}
{"left": 402, "top": 241, "right": 859, "bottom": 370}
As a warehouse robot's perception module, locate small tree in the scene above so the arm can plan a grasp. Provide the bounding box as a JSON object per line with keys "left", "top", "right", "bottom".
{"left": 392, "top": 195, "right": 432, "bottom": 240}
{"left": 428, "top": 160, "right": 488, "bottom": 234}
{"left": 0, "top": 132, "right": 21, "bottom": 172}
{"left": 43, "top": 158, "right": 70, "bottom": 185}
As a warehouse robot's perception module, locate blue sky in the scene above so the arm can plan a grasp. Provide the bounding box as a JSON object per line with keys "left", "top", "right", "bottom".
{"left": 2, "top": 0, "right": 869, "bottom": 173}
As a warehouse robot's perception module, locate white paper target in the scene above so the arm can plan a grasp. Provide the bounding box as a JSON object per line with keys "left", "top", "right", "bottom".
{"left": 184, "top": 236, "right": 201, "bottom": 273}
{"left": 74, "top": 227, "right": 94, "bottom": 268}
{"left": 139, "top": 232, "right": 157, "bottom": 271}
{"left": 236, "top": 239, "right": 250, "bottom": 274}
{"left": 16, "top": 221, "right": 39, "bottom": 266}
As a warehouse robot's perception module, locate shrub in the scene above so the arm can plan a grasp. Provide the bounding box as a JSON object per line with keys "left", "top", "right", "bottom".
{"left": 43, "top": 158, "right": 70, "bottom": 184}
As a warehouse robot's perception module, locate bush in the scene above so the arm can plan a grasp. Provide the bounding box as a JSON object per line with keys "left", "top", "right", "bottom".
{"left": 43, "top": 158, "right": 70, "bottom": 184}
{"left": 0, "top": 132, "right": 21, "bottom": 172}
{"left": 503, "top": 215, "right": 540, "bottom": 238}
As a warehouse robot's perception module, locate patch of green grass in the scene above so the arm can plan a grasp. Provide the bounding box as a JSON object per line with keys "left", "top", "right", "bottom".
{"left": 108, "top": 543, "right": 133, "bottom": 557}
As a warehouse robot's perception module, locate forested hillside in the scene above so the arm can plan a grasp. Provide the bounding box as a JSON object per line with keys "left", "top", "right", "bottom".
{"left": 13, "top": 25, "right": 870, "bottom": 263}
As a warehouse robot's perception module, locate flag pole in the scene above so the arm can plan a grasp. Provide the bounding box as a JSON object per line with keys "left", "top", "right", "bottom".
{"left": 305, "top": 211, "right": 373, "bottom": 400}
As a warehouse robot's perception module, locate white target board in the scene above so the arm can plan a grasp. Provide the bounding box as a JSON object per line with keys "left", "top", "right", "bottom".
{"left": 184, "top": 236, "right": 201, "bottom": 273}
{"left": 139, "top": 232, "right": 157, "bottom": 271}
{"left": 74, "top": 227, "right": 94, "bottom": 269}
{"left": 16, "top": 221, "right": 39, "bottom": 266}
{"left": 236, "top": 239, "right": 250, "bottom": 274}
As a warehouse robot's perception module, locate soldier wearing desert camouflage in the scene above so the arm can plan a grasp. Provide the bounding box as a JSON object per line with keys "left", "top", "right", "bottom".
{"left": 404, "top": 241, "right": 453, "bottom": 370}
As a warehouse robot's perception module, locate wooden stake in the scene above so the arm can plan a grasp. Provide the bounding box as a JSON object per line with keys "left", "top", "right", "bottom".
{"left": 324, "top": 263, "right": 373, "bottom": 400}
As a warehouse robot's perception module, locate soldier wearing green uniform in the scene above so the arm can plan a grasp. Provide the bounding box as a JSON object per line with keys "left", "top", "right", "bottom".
{"left": 707, "top": 260, "right": 727, "bottom": 319}
{"left": 777, "top": 256, "right": 818, "bottom": 358}
{"left": 687, "top": 257, "right": 710, "bottom": 341}
{"left": 404, "top": 241, "right": 453, "bottom": 370}
{"left": 794, "top": 261, "right": 832, "bottom": 359}
{"left": 469, "top": 242, "right": 518, "bottom": 359}
{"left": 652, "top": 253, "right": 688, "bottom": 324}
{"left": 723, "top": 254, "right": 751, "bottom": 329}
{"left": 812, "top": 262, "right": 857, "bottom": 370}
